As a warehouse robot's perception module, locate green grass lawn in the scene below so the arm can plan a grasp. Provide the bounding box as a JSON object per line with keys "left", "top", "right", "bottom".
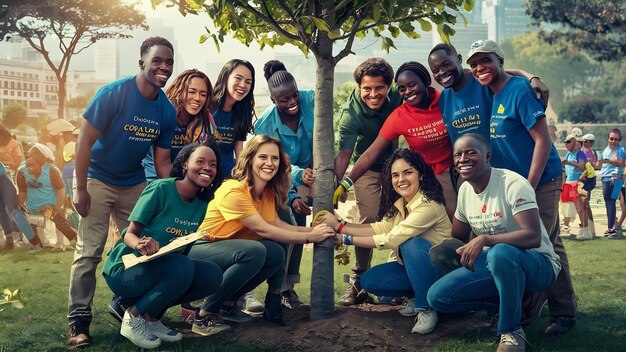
{"left": 1, "top": 236, "right": 625, "bottom": 351}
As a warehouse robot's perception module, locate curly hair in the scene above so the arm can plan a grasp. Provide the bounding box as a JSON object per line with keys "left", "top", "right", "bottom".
{"left": 166, "top": 69, "right": 214, "bottom": 144}
{"left": 212, "top": 59, "right": 256, "bottom": 140}
{"left": 140, "top": 36, "right": 174, "bottom": 57}
{"left": 170, "top": 140, "right": 224, "bottom": 202}
{"left": 231, "top": 135, "right": 291, "bottom": 208}
{"left": 377, "top": 148, "right": 445, "bottom": 220}
{"left": 353, "top": 58, "right": 394, "bottom": 86}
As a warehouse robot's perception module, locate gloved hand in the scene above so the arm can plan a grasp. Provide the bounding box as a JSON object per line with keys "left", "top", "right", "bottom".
{"left": 333, "top": 176, "right": 353, "bottom": 208}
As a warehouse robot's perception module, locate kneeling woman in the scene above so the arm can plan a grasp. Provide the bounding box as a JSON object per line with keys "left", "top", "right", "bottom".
{"left": 322, "top": 148, "right": 451, "bottom": 334}
{"left": 189, "top": 134, "right": 334, "bottom": 334}
{"left": 102, "top": 142, "right": 224, "bottom": 349}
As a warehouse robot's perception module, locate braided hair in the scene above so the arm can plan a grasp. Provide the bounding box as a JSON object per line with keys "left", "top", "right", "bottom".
{"left": 263, "top": 60, "right": 297, "bottom": 93}
{"left": 165, "top": 69, "right": 214, "bottom": 144}
{"left": 395, "top": 61, "right": 432, "bottom": 86}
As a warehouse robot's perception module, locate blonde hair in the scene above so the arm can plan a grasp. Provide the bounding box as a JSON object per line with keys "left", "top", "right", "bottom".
{"left": 232, "top": 135, "right": 291, "bottom": 207}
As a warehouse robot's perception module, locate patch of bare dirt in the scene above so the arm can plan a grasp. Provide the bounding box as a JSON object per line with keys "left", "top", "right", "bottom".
{"left": 174, "top": 303, "right": 489, "bottom": 351}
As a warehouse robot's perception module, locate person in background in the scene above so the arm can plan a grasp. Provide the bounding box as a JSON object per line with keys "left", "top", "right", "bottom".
{"left": 212, "top": 59, "right": 256, "bottom": 178}
{"left": 332, "top": 58, "right": 401, "bottom": 306}
{"left": 561, "top": 134, "right": 590, "bottom": 240}
{"left": 103, "top": 142, "right": 225, "bottom": 349}
{"left": 323, "top": 148, "right": 450, "bottom": 335}
{"left": 428, "top": 134, "right": 560, "bottom": 352}
{"left": 598, "top": 128, "right": 625, "bottom": 238}
{"left": 0, "top": 161, "right": 41, "bottom": 251}
{"left": 580, "top": 133, "right": 598, "bottom": 236}
{"left": 66, "top": 36, "right": 177, "bottom": 349}
{"left": 466, "top": 39, "right": 577, "bottom": 337}
{"left": 255, "top": 60, "right": 315, "bottom": 310}
{"left": 0, "top": 125, "right": 23, "bottom": 172}
{"left": 188, "top": 135, "right": 334, "bottom": 334}
{"left": 16, "top": 144, "right": 77, "bottom": 249}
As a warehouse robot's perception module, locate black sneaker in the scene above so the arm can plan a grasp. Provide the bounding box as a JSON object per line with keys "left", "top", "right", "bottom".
{"left": 544, "top": 316, "right": 576, "bottom": 337}
{"left": 192, "top": 312, "right": 231, "bottom": 336}
{"left": 280, "top": 289, "right": 303, "bottom": 310}
{"left": 67, "top": 320, "right": 90, "bottom": 349}
{"left": 108, "top": 296, "right": 131, "bottom": 323}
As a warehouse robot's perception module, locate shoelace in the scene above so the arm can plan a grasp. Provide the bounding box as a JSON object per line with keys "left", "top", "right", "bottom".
{"left": 500, "top": 333, "right": 520, "bottom": 346}
{"left": 415, "top": 311, "right": 432, "bottom": 325}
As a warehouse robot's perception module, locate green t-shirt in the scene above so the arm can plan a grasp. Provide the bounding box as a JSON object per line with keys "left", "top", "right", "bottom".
{"left": 337, "top": 86, "right": 401, "bottom": 172}
{"left": 103, "top": 178, "right": 209, "bottom": 277}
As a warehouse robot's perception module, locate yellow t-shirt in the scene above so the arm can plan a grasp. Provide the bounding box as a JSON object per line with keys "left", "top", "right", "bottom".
{"left": 199, "top": 179, "right": 277, "bottom": 241}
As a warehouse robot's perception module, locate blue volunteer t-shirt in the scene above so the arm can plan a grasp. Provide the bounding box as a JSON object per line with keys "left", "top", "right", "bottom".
{"left": 489, "top": 76, "right": 561, "bottom": 186}
{"left": 143, "top": 121, "right": 186, "bottom": 182}
{"left": 84, "top": 76, "right": 176, "bottom": 186}
{"left": 213, "top": 108, "right": 239, "bottom": 177}
{"left": 439, "top": 74, "right": 492, "bottom": 144}
{"left": 565, "top": 150, "right": 587, "bottom": 182}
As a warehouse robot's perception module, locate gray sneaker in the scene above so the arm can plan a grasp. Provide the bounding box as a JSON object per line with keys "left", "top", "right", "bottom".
{"left": 238, "top": 291, "right": 265, "bottom": 314}
{"left": 192, "top": 312, "right": 231, "bottom": 336}
{"left": 281, "top": 289, "right": 304, "bottom": 310}
{"left": 497, "top": 329, "right": 527, "bottom": 352}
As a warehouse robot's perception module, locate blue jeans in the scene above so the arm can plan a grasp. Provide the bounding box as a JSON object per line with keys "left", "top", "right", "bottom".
{"left": 0, "top": 172, "right": 35, "bottom": 239}
{"left": 104, "top": 254, "right": 222, "bottom": 319}
{"left": 427, "top": 243, "right": 557, "bottom": 334}
{"left": 602, "top": 180, "right": 617, "bottom": 230}
{"left": 361, "top": 237, "right": 442, "bottom": 309}
{"left": 189, "top": 239, "right": 285, "bottom": 312}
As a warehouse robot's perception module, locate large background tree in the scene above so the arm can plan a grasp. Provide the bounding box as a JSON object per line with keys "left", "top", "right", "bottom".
{"left": 526, "top": 0, "right": 626, "bottom": 62}
{"left": 160, "top": 0, "right": 472, "bottom": 319}
{"left": 0, "top": 0, "right": 147, "bottom": 119}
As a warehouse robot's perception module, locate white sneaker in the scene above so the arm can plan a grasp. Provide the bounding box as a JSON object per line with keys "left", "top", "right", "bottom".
{"left": 411, "top": 309, "right": 437, "bottom": 334}
{"left": 399, "top": 298, "right": 419, "bottom": 317}
{"left": 147, "top": 320, "right": 182, "bottom": 343}
{"left": 560, "top": 225, "right": 571, "bottom": 237}
{"left": 120, "top": 309, "right": 161, "bottom": 349}
{"left": 497, "top": 329, "right": 526, "bottom": 352}
{"left": 588, "top": 220, "right": 596, "bottom": 237}
{"left": 575, "top": 227, "right": 593, "bottom": 241}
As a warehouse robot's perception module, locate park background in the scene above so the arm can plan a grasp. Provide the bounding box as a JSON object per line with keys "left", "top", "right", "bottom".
{"left": 1, "top": 0, "right": 626, "bottom": 350}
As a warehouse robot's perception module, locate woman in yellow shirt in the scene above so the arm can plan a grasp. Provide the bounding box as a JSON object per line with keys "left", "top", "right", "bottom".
{"left": 322, "top": 148, "right": 451, "bottom": 335}
{"left": 188, "top": 134, "right": 334, "bottom": 334}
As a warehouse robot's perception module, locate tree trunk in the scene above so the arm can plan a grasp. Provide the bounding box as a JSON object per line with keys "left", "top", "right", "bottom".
{"left": 310, "top": 32, "right": 336, "bottom": 320}
{"left": 57, "top": 78, "right": 66, "bottom": 119}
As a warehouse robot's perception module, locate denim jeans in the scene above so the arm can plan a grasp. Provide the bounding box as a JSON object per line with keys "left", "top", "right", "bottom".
{"left": 602, "top": 180, "right": 617, "bottom": 230}
{"left": 427, "top": 243, "right": 557, "bottom": 334}
{"left": 104, "top": 254, "right": 222, "bottom": 318}
{"left": 0, "top": 172, "right": 35, "bottom": 239}
{"left": 361, "top": 237, "right": 442, "bottom": 309}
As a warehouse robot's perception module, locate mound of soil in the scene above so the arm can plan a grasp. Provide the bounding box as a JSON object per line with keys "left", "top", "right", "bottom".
{"left": 175, "top": 303, "right": 490, "bottom": 351}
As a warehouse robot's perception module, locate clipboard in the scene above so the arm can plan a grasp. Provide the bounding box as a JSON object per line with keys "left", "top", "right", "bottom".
{"left": 121, "top": 230, "right": 208, "bottom": 269}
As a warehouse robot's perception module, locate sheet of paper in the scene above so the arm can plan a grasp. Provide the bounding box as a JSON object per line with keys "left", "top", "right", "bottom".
{"left": 121, "top": 230, "right": 207, "bottom": 269}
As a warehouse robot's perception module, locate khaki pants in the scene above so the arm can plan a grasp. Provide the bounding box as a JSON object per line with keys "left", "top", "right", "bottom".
{"left": 536, "top": 176, "right": 577, "bottom": 317}
{"left": 435, "top": 168, "right": 458, "bottom": 216}
{"left": 351, "top": 170, "right": 381, "bottom": 280}
{"left": 67, "top": 178, "right": 145, "bottom": 323}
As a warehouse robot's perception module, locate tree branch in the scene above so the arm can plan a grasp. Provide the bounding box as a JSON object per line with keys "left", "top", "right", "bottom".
{"left": 230, "top": 0, "right": 300, "bottom": 42}
{"left": 333, "top": 5, "right": 369, "bottom": 64}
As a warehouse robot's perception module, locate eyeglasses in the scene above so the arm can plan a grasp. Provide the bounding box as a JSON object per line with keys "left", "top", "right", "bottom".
{"left": 565, "top": 140, "right": 573, "bottom": 144}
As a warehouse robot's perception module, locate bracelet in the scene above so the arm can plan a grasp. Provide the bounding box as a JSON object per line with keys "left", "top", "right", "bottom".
{"left": 337, "top": 220, "right": 346, "bottom": 233}
{"left": 342, "top": 234, "right": 353, "bottom": 246}
{"left": 529, "top": 76, "right": 540, "bottom": 84}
